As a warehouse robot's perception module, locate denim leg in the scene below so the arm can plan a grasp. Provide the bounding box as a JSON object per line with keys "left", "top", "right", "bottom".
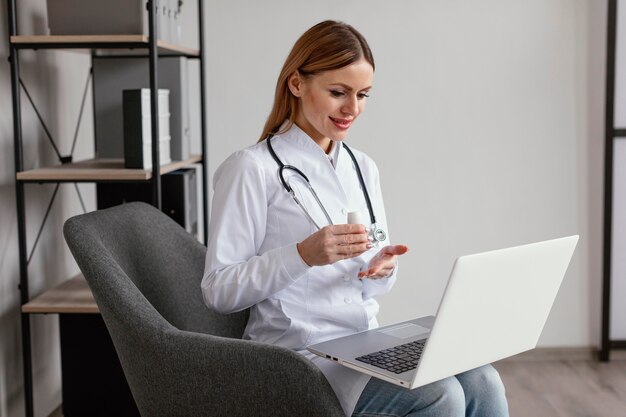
{"left": 352, "top": 376, "right": 465, "bottom": 417}
{"left": 455, "top": 365, "right": 509, "bottom": 417}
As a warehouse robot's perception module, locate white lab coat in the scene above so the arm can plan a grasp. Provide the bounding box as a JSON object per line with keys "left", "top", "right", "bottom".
{"left": 202, "top": 123, "right": 398, "bottom": 416}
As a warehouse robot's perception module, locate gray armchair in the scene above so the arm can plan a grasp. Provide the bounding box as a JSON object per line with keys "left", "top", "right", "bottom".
{"left": 63, "top": 202, "right": 344, "bottom": 417}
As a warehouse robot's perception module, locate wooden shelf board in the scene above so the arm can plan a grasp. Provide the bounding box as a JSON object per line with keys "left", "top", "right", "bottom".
{"left": 16, "top": 155, "right": 202, "bottom": 182}
{"left": 22, "top": 275, "right": 98, "bottom": 314}
{"left": 10, "top": 35, "right": 199, "bottom": 56}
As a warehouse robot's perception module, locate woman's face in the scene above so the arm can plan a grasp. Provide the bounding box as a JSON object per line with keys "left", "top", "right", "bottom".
{"left": 289, "top": 59, "right": 374, "bottom": 152}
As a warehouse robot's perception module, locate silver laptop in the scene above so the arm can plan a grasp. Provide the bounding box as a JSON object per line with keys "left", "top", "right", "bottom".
{"left": 307, "top": 235, "right": 579, "bottom": 389}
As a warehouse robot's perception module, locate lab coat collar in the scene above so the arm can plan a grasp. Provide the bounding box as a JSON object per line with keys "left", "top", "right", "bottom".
{"left": 280, "top": 121, "right": 344, "bottom": 167}
{"left": 327, "top": 140, "right": 340, "bottom": 169}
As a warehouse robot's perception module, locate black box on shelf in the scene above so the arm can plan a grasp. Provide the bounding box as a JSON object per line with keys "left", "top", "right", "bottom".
{"left": 162, "top": 168, "right": 198, "bottom": 238}
{"left": 93, "top": 56, "right": 191, "bottom": 162}
{"left": 123, "top": 88, "right": 171, "bottom": 169}
{"left": 96, "top": 168, "right": 198, "bottom": 239}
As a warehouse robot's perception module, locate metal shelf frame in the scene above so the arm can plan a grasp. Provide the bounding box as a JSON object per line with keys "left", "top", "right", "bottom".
{"left": 601, "top": 0, "right": 626, "bottom": 361}
{"left": 10, "top": 35, "right": 201, "bottom": 57}
{"left": 6, "top": 1, "right": 208, "bottom": 415}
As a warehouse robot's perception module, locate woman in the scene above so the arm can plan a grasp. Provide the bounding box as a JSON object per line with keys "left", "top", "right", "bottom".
{"left": 202, "top": 20, "right": 509, "bottom": 417}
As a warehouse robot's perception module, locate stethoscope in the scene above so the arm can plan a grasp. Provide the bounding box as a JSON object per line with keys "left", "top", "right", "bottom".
{"left": 266, "top": 136, "right": 388, "bottom": 243}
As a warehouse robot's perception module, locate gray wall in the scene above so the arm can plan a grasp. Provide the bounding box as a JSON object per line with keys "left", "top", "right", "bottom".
{"left": 0, "top": 0, "right": 607, "bottom": 416}
{"left": 205, "top": 0, "right": 606, "bottom": 348}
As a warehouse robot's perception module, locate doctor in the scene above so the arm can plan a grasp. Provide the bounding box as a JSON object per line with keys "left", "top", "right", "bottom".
{"left": 202, "top": 20, "right": 508, "bottom": 417}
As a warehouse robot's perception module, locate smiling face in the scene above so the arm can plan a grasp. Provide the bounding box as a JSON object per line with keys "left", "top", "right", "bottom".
{"left": 288, "top": 59, "right": 374, "bottom": 153}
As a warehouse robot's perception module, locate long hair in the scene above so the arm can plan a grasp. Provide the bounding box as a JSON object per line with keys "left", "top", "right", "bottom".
{"left": 258, "top": 20, "right": 375, "bottom": 142}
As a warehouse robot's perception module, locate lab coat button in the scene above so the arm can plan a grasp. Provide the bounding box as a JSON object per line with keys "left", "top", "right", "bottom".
{"left": 341, "top": 208, "right": 347, "bottom": 215}
{"left": 344, "top": 297, "right": 352, "bottom": 304}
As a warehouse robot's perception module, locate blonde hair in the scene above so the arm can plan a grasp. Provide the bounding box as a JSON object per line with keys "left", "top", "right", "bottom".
{"left": 258, "top": 20, "right": 375, "bottom": 142}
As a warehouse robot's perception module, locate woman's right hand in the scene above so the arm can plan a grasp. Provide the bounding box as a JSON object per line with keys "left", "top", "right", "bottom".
{"left": 297, "top": 224, "right": 373, "bottom": 267}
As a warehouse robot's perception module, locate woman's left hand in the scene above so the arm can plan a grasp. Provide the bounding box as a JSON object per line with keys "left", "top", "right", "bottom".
{"left": 358, "top": 244, "right": 409, "bottom": 279}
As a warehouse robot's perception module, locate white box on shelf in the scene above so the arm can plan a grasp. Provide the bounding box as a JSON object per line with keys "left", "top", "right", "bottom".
{"left": 169, "top": 0, "right": 176, "bottom": 43}
{"left": 159, "top": 0, "right": 170, "bottom": 43}
{"left": 171, "top": 1, "right": 182, "bottom": 46}
{"left": 123, "top": 89, "right": 171, "bottom": 169}
{"left": 139, "top": 137, "right": 172, "bottom": 169}
{"left": 141, "top": 114, "right": 171, "bottom": 142}
{"left": 93, "top": 57, "right": 190, "bottom": 161}
{"left": 189, "top": 163, "right": 205, "bottom": 244}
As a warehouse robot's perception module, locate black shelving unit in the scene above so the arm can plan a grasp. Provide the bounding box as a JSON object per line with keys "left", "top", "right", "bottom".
{"left": 6, "top": 1, "right": 208, "bottom": 415}
{"left": 601, "top": 0, "right": 626, "bottom": 361}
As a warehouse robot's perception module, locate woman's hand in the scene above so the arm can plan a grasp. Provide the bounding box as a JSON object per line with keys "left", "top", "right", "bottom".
{"left": 297, "top": 224, "right": 373, "bottom": 266}
{"left": 358, "top": 245, "right": 409, "bottom": 279}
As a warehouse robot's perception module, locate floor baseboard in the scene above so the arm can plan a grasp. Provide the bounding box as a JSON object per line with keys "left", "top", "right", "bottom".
{"left": 498, "top": 346, "right": 626, "bottom": 362}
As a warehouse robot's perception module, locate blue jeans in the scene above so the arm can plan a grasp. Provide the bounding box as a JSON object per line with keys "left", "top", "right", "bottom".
{"left": 352, "top": 365, "right": 509, "bottom": 417}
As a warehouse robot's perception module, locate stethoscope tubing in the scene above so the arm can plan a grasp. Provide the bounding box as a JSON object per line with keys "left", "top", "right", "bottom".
{"left": 266, "top": 135, "right": 378, "bottom": 231}
{"left": 341, "top": 143, "right": 376, "bottom": 226}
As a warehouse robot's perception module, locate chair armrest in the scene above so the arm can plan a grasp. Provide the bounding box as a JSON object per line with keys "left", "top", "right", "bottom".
{"left": 118, "top": 328, "right": 346, "bottom": 417}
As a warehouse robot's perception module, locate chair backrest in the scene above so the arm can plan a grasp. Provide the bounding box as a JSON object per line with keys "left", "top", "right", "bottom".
{"left": 63, "top": 202, "right": 248, "bottom": 338}
{"left": 64, "top": 202, "right": 345, "bottom": 417}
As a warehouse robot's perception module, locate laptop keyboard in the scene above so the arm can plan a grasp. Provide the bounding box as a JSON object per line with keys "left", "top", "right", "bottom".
{"left": 355, "top": 339, "right": 426, "bottom": 374}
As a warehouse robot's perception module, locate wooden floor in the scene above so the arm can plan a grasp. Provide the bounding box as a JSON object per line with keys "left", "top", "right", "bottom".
{"left": 494, "top": 351, "right": 626, "bottom": 417}
{"left": 47, "top": 350, "right": 626, "bottom": 417}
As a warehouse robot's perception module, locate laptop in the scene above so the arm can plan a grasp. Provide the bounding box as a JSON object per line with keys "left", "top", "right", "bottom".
{"left": 307, "top": 235, "right": 579, "bottom": 389}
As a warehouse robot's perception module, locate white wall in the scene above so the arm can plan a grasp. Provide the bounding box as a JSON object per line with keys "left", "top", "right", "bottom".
{"left": 205, "top": 0, "right": 606, "bottom": 348}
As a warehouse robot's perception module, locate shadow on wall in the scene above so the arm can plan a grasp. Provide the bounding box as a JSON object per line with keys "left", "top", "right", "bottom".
{"left": 0, "top": 179, "right": 25, "bottom": 417}
{"left": 0, "top": 184, "right": 17, "bottom": 271}
{"left": 0, "top": 307, "right": 25, "bottom": 417}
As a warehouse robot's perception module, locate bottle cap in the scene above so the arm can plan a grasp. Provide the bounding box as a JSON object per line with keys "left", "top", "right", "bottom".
{"left": 347, "top": 210, "right": 368, "bottom": 225}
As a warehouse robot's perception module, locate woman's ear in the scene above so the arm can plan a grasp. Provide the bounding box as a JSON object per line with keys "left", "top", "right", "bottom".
{"left": 288, "top": 71, "right": 303, "bottom": 97}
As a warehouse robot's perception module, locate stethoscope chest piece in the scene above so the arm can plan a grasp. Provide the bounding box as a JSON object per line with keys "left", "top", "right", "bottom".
{"left": 370, "top": 225, "right": 387, "bottom": 243}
